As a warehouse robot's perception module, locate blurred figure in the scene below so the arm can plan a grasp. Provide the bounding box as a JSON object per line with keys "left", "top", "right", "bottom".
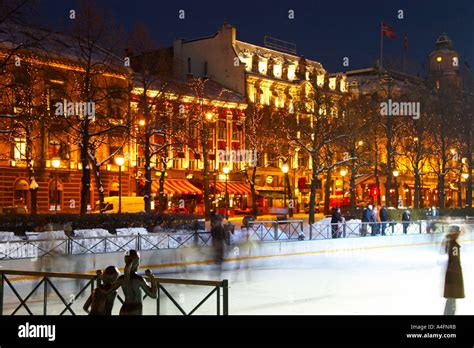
{"left": 379, "top": 205, "right": 389, "bottom": 235}
{"left": 443, "top": 226, "right": 464, "bottom": 315}
{"left": 371, "top": 206, "right": 380, "bottom": 236}
{"left": 361, "top": 204, "right": 374, "bottom": 237}
{"left": 331, "top": 207, "right": 344, "bottom": 238}
{"left": 210, "top": 213, "right": 225, "bottom": 264}
{"left": 83, "top": 266, "right": 120, "bottom": 315}
{"left": 402, "top": 209, "right": 411, "bottom": 234}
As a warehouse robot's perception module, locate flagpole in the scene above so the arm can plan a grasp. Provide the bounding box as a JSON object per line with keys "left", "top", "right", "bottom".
{"left": 403, "top": 34, "right": 407, "bottom": 73}
{"left": 380, "top": 21, "right": 383, "bottom": 69}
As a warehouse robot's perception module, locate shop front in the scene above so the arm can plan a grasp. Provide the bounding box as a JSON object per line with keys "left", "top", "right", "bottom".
{"left": 210, "top": 181, "right": 252, "bottom": 216}
{"left": 139, "top": 178, "right": 202, "bottom": 214}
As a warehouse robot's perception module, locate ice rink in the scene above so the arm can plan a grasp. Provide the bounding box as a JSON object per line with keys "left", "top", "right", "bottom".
{"left": 2, "top": 233, "right": 473, "bottom": 315}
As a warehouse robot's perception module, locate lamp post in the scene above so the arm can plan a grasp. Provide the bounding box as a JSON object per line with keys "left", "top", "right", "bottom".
{"left": 51, "top": 158, "right": 61, "bottom": 213}
{"left": 136, "top": 120, "right": 145, "bottom": 195}
{"left": 340, "top": 168, "right": 347, "bottom": 198}
{"left": 393, "top": 170, "right": 399, "bottom": 208}
{"left": 462, "top": 173, "right": 469, "bottom": 207}
{"left": 223, "top": 166, "right": 230, "bottom": 219}
{"left": 115, "top": 155, "right": 125, "bottom": 214}
{"left": 282, "top": 164, "right": 289, "bottom": 211}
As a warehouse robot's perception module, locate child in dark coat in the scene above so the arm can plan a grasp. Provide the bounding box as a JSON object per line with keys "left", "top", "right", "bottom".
{"left": 83, "top": 266, "right": 120, "bottom": 315}
{"left": 443, "top": 225, "right": 464, "bottom": 315}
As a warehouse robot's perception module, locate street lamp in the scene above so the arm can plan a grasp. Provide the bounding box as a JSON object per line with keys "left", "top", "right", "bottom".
{"left": 223, "top": 166, "right": 230, "bottom": 219}
{"left": 282, "top": 164, "right": 289, "bottom": 211}
{"left": 115, "top": 155, "right": 125, "bottom": 214}
{"left": 51, "top": 158, "right": 61, "bottom": 213}
{"left": 393, "top": 170, "right": 399, "bottom": 208}
{"left": 340, "top": 169, "right": 347, "bottom": 198}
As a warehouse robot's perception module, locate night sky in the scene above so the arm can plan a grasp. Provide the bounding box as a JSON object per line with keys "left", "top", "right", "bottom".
{"left": 38, "top": 0, "right": 474, "bottom": 75}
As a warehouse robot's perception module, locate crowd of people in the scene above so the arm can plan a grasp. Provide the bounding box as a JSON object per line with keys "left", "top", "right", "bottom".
{"left": 331, "top": 204, "right": 413, "bottom": 238}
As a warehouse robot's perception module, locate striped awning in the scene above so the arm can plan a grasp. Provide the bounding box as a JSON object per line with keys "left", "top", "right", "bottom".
{"left": 142, "top": 179, "right": 202, "bottom": 195}
{"left": 212, "top": 182, "right": 252, "bottom": 195}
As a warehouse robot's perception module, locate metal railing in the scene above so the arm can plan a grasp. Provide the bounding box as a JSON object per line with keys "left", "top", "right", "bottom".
{"left": 0, "top": 232, "right": 213, "bottom": 260}
{"left": 308, "top": 220, "right": 471, "bottom": 240}
{"left": 1, "top": 218, "right": 471, "bottom": 260}
{"left": 0, "top": 269, "right": 228, "bottom": 316}
{"left": 246, "top": 219, "right": 304, "bottom": 241}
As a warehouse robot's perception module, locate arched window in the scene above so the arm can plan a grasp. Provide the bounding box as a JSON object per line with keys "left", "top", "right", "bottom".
{"left": 49, "top": 180, "right": 63, "bottom": 211}
{"left": 109, "top": 181, "right": 119, "bottom": 197}
{"left": 14, "top": 179, "right": 29, "bottom": 206}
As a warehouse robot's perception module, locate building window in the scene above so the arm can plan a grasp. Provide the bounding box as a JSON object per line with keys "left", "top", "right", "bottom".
{"left": 218, "top": 120, "right": 226, "bottom": 140}
{"left": 109, "top": 181, "right": 119, "bottom": 197}
{"left": 273, "top": 64, "right": 282, "bottom": 78}
{"left": 232, "top": 126, "right": 239, "bottom": 140}
{"left": 258, "top": 60, "right": 267, "bottom": 75}
{"left": 287, "top": 65, "right": 296, "bottom": 80}
{"left": 14, "top": 179, "right": 29, "bottom": 206}
{"left": 49, "top": 180, "right": 63, "bottom": 211}
{"left": 14, "top": 138, "right": 26, "bottom": 160}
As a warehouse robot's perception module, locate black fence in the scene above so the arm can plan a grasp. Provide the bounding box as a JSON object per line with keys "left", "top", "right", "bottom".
{"left": 0, "top": 231, "right": 213, "bottom": 260}
{"left": 0, "top": 269, "right": 228, "bottom": 315}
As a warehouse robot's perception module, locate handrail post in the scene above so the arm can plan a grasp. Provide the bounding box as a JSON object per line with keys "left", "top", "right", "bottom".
{"left": 222, "top": 279, "right": 229, "bottom": 316}
{"left": 216, "top": 285, "right": 221, "bottom": 315}
{"left": 273, "top": 221, "right": 278, "bottom": 240}
{"left": 156, "top": 284, "right": 160, "bottom": 315}
{"left": 0, "top": 274, "right": 4, "bottom": 316}
{"left": 43, "top": 277, "right": 48, "bottom": 315}
{"left": 309, "top": 223, "right": 313, "bottom": 240}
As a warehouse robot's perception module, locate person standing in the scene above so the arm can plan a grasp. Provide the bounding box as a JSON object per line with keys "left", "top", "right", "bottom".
{"left": 331, "top": 207, "right": 343, "bottom": 238}
{"left": 361, "top": 204, "right": 373, "bottom": 237}
{"left": 371, "top": 206, "right": 379, "bottom": 236}
{"left": 210, "top": 213, "right": 225, "bottom": 264}
{"left": 402, "top": 209, "right": 410, "bottom": 234}
{"left": 379, "top": 205, "right": 389, "bottom": 235}
{"left": 443, "top": 226, "right": 464, "bottom": 315}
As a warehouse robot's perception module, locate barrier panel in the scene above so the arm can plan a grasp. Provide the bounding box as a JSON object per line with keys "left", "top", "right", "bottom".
{"left": 0, "top": 269, "right": 228, "bottom": 316}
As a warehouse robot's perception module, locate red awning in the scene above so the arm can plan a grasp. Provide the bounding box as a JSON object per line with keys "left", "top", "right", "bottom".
{"left": 141, "top": 179, "right": 202, "bottom": 195}
{"left": 212, "top": 182, "right": 252, "bottom": 195}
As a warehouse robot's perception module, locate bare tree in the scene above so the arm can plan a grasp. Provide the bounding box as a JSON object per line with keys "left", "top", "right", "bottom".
{"left": 337, "top": 94, "right": 374, "bottom": 214}
{"left": 0, "top": 62, "right": 44, "bottom": 213}
{"left": 62, "top": 1, "right": 130, "bottom": 213}
{"left": 288, "top": 80, "right": 348, "bottom": 224}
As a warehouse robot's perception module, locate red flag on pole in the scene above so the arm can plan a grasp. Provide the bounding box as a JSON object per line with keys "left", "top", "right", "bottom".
{"left": 382, "top": 22, "right": 397, "bottom": 39}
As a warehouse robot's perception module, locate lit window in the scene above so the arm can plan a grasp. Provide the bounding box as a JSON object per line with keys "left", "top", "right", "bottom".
{"left": 452, "top": 56, "right": 458, "bottom": 67}
{"left": 340, "top": 78, "right": 347, "bottom": 92}
{"left": 316, "top": 75, "right": 325, "bottom": 87}
{"left": 273, "top": 64, "right": 282, "bottom": 78}
{"left": 14, "top": 138, "right": 26, "bottom": 160}
{"left": 287, "top": 65, "right": 296, "bottom": 80}
{"left": 258, "top": 60, "right": 267, "bottom": 75}
{"left": 240, "top": 55, "right": 252, "bottom": 71}
{"left": 329, "top": 77, "right": 336, "bottom": 90}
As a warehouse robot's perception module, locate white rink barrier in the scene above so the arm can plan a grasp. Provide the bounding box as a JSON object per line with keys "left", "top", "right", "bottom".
{"left": 1, "top": 224, "right": 471, "bottom": 276}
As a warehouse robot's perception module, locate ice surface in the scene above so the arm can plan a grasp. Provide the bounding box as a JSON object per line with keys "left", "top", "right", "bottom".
{"left": 2, "top": 233, "right": 472, "bottom": 315}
